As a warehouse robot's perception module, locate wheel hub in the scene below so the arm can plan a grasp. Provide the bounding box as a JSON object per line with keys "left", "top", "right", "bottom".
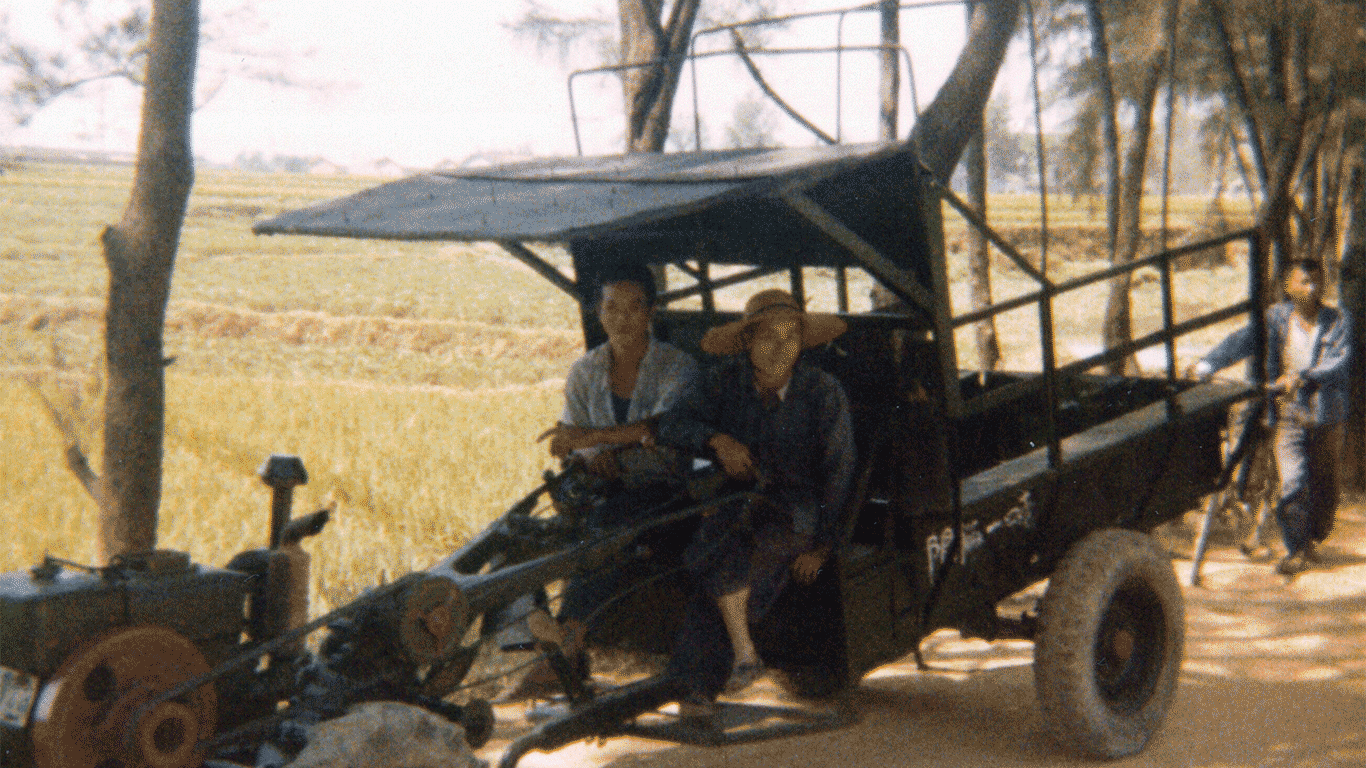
{"left": 1094, "top": 579, "right": 1165, "bottom": 714}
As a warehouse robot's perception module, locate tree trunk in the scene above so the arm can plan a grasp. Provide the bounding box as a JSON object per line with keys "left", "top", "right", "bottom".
{"left": 1207, "top": 0, "right": 1268, "bottom": 189}
{"left": 911, "top": 0, "right": 1020, "bottom": 183}
{"left": 1342, "top": 160, "right": 1366, "bottom": 492}
{"left": 1102, "top": 0, "right": 1177, "bottom": 375}
{"left": 963, "top": 1, "right": 998, "bottom": 379}
{"left": 965, "top": 128, "right": 999, "bottom": 377}
{"left": 1266, "top": 16, "right": 1288, "bottom": 162}
{"left": 1310, "top": 132, "right": 1345, "bottom": 269}
{"left": 618, "top": 0, "right": 701, "bottom": 153}
{"left": 99, "top": 0, "right": 199, "bottom": 561}
{"left": 1266, "top": 13, "right": 1313, "bottom": 276}
{"left": 1084, "top": 0, "right": 1121, "bottom": 260}
{"left": 1101, "top": 58, "right": 1162, "bottom": 374}
{"left": 879, "top": 0, "right": 899, "bottom": 141}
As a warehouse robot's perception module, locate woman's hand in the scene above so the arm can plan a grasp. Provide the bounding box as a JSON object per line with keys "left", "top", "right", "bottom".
{"left": 708, "top": 433, "right": 755, "bottom": 480}
{"left": 791, "top": 548, "right": 829, "bottom": 585}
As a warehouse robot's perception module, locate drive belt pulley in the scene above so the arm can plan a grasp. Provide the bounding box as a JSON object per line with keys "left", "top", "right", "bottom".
{"left": 29, "top": 626, "right": 216, "bottom": 768}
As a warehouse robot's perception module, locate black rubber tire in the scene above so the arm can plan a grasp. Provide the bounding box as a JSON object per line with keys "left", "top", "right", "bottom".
{"left": 1034, "top": 529, "right": 1185, "bottom": 758}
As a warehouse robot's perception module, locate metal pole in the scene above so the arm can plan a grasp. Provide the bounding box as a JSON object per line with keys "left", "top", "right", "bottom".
{"left": 567, "top": 73, "right": 583, "bottom": 157}
{"left": 689, "top": 37, "right": 703, "bottom": 150}
{"left": 1039, "top": 290, "right": 1061, "bottom": 467}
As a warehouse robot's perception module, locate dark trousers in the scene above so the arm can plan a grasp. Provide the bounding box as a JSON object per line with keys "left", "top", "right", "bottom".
{"left": 1273, "top": 419, "right": 1343, "bottom": 555}
{"left": 667, "top": 509, "right": 811, "bottom": 702}
{"left": 558, "top": 482, "right": 681, "bottom": 626}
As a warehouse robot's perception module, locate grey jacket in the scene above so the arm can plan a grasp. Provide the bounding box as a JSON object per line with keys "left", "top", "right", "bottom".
{"left": 1199, "top": 301, "right": 1353, "bottom": 425}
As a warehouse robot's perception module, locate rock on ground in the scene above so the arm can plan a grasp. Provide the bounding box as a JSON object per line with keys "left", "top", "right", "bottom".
{"left": 285, "top": 702, "right": 482, "bottom": 768}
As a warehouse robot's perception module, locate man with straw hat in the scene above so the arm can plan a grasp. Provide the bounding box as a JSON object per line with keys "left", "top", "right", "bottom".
{"left": 656, "top": 288, "right": 855, "bottom": 717}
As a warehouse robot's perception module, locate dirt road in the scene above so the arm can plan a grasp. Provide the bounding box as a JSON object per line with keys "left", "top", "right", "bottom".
{"left": 478, "top": 501, "right": 1366, "bottom": 768}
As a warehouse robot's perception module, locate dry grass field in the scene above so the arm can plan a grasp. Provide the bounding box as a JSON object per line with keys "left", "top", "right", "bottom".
{"left": 0, "top": 160, "right": 1253, "bottom": 613}
{"left": 2, "top": 162, "right": 583, "bottom": 611}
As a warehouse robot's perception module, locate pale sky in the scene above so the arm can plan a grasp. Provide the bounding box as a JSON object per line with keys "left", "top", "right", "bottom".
{"left": 5, "top": 0, "right": 1035, "bottom": 168}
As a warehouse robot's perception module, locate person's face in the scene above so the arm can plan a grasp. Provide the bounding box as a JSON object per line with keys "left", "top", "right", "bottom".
{"left": 598, "top": 281, "right": 652, "bottom": 345}
{"left": 748, "top": 311, "right": 803, "bottom": 381}
{"left": 1284, "top": 265, "right": 1323, "bottom": 309}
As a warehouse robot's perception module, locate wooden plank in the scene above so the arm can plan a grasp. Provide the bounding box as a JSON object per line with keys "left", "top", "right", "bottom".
{"left": 780, "top": 189, "right": 937, "bottom": 314}
{"left": 497, "top": 241, "right": 578, "bottom": 297}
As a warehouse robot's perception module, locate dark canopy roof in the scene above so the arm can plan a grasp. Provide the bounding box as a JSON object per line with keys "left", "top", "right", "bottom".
{"left": 253, "top": 142, "right": 908, "bottom": 245}
{"left": 254, "top": 139, "right": 940, "bottom": 320}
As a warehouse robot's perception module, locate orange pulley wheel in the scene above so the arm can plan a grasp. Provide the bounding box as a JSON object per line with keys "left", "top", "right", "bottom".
{"left": 29, "top": 626, "right": 217, "bottom": 768}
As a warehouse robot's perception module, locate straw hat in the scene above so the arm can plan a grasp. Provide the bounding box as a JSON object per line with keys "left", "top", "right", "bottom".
{"left": 700, "top": 288, "right": 847, "bottom": 355}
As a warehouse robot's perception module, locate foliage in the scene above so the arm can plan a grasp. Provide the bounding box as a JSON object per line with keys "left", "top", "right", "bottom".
{"left": 723, "top": 93, "right": 777, "bottom": 148}
{"left": 984, "top": 95, "right": 1032, "bottom": 191}
{"left": 0, "top": 0, "right": 326, "bottom": 125}
{"left": 505, "top": 0, "right": 785, "bottom": 63}
{"left": 1039, "top": 0, "right": 1365, "bottom": 257}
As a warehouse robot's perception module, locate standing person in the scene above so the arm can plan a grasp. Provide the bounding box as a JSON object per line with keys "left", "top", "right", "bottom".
{"left": 500, "top": 263, "right": 698, "bottom": 701}
{"left": 656, "top": 288, "right": 855, "bottom": 715}
{"left": 1190, "top": 258, "right": 1354, "bottom": 575}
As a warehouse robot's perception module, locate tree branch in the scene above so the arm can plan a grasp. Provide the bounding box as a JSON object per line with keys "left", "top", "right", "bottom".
{"left": 729, "top": 30, "right": 835, "bottom": 145}
{"left": 26, "top": 381, "right": 105, "bottom": 509}
{"left": 1206, "top": 0, "right": 1268, "bottom": 187}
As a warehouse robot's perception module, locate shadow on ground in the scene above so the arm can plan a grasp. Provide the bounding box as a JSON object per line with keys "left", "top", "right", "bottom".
{"left": 478, "top": 500, "right": 1366, "bottom": 768}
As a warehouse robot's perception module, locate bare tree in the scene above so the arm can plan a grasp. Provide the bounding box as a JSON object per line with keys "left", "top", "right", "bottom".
{"left": 1, "top": 0, "right": 320, "bottom": 126}
{"left": 618, "top": 0, "right": 702, "bottom": 152}
{"left": 95, "top": 0, "right": 199, "bottom": 560}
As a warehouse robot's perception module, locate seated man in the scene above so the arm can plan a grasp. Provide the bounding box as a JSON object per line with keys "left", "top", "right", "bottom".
{"left": 539, "top": 263, "right": 697, "bottom": 487}
{"left": 499, "top": 263, "right": 698, "bottom": 699}
{"left": 656, "top": 288, "right": 856, "bottom": 713}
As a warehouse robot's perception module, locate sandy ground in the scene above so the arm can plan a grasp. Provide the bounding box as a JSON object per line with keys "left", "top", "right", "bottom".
{"left": 476, "top": 497, "right": 1366, "bottom": 768}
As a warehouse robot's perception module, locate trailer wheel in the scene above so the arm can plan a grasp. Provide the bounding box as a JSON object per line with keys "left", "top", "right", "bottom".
{"left": 1033, "top": 528, "right": 1184, "bottom": 758}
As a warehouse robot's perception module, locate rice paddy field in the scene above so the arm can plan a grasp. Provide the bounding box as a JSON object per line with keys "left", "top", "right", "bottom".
{"left": 0, "top": 160, "right": 1253, "bottom": 612}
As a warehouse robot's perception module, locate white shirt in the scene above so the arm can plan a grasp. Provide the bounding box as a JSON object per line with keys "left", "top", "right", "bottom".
{"left": 1282, "top": 314, "right": 1318, "bottom": 376}
{"left": 560, "top": 338, "right": 699, "bottom": 429}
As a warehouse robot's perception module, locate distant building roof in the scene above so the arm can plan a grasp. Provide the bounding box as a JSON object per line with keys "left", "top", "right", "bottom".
{"left": 5, "top": 145, "right": 136, "bottom": 166}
